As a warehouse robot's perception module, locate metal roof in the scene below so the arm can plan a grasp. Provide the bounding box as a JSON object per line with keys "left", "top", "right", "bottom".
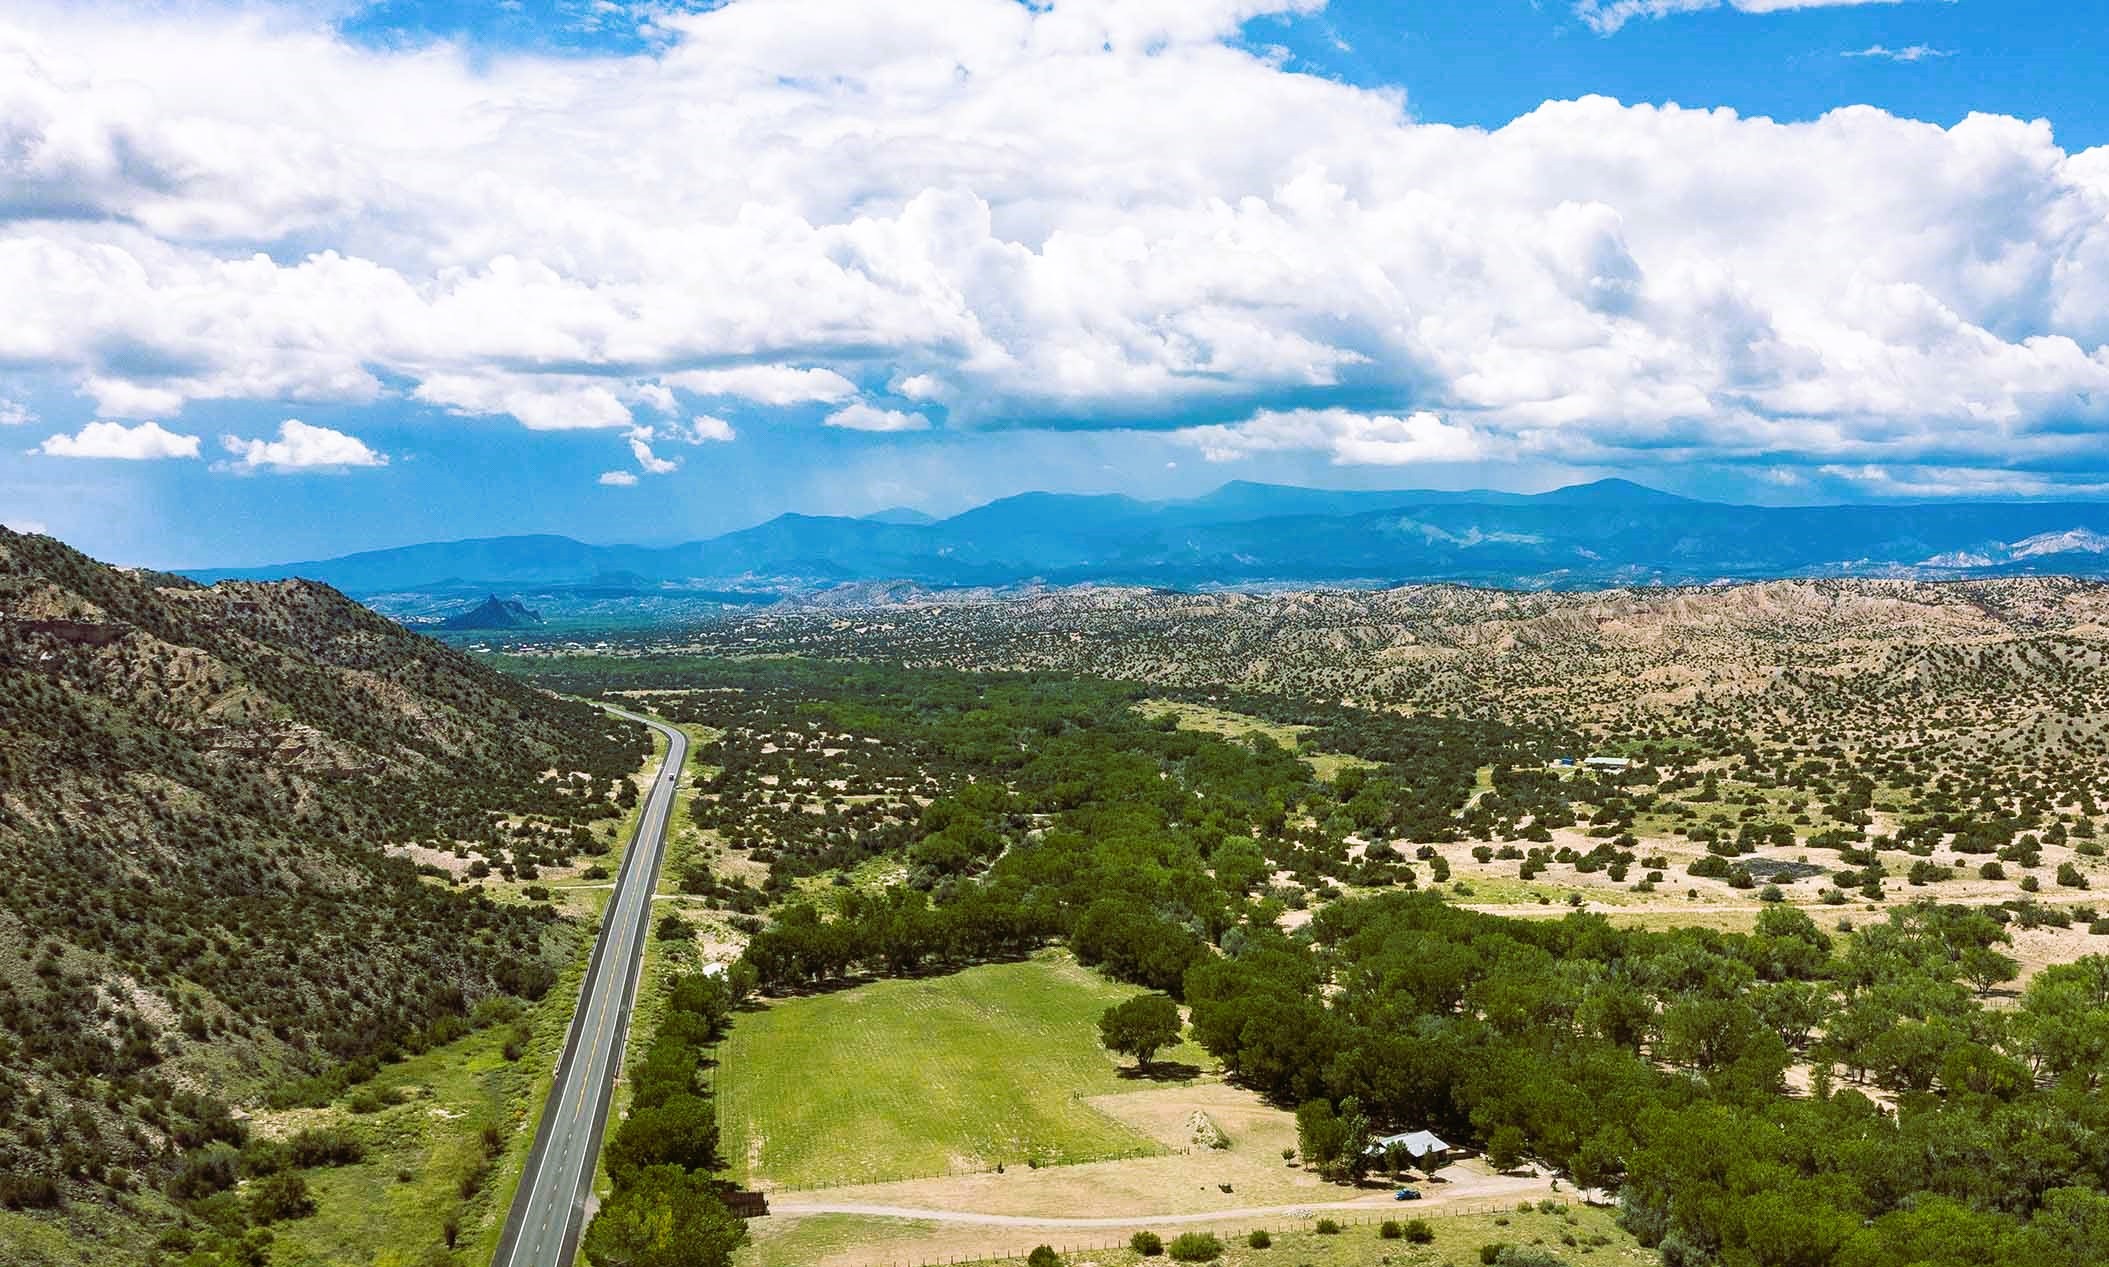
{"left": 1366, "top": 1129, "right": 1450, "bottom": 1155}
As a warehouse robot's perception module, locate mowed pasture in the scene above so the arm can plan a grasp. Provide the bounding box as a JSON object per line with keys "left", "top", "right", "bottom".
{"left": 718, "top": 951, "right": 1208, "bottom": 1190}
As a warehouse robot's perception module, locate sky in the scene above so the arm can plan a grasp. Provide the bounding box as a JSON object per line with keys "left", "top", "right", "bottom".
{"left": 3, "top": 0, "right": 2108, "bottom": 567}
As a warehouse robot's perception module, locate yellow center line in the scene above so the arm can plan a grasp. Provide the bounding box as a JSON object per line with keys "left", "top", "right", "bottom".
{"left": 576, "top": 998, "right": 611, "bottom": 1122}
{"left": 504, "top": 723, "right": 679, "bottom": 1267}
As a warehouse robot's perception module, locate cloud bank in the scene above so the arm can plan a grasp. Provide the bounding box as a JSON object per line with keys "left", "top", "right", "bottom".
{"left": 2, "top": 0, "right": 2106, "bottom": 493}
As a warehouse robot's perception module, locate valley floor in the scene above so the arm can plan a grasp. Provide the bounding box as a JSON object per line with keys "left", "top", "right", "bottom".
{"left": 491, "top": 641, "right": 2109, "bottom": 1267}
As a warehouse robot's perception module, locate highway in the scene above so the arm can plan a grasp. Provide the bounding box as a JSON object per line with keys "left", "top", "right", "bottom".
{"left": 492, "top": 707, "right": 687, "bottom": 1267}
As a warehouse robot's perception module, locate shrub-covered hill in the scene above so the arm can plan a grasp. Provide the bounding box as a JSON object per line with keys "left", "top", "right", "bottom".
{"left": 0, "top": 528, "right": 647, "bottom": 1209}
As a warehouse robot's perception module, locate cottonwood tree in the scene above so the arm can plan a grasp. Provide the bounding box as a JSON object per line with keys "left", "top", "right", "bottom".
{"left": 1098, "top": 993, "right": 1182, "bottom": 1072}
{"left": 581, "top": 1165, "right": 746, "bottom": 1267}
{"left": 1960, "top": 945, "right": 2020, "bottom": 997}
{"left": 1384, "top": 1139, "right": 1411, "bottom": 1181}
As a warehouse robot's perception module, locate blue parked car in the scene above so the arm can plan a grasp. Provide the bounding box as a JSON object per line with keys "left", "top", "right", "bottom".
{"left": 1394, "top": 1188, "right": 1422, "bottom": 1201}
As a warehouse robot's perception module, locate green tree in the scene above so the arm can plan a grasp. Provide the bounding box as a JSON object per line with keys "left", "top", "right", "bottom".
{"left": 1959, "top": 945, "right": 2019, "bottom": 997}
{"left": 1384, "top": 1139, "right": 1411, "bottom": 1181}
{"left": 1336, "top": 1096, "right": 1374, "bottom": 1182}
{"left": 1210, "top": 840, "right": 1270, "bottom": 895}
{"left": 1568, "top": 1129, "right": 1626, "bottom": 1193}
{"left": 1485, "top": 1126, "right": 1527, "bottom": 1173}
{"left": 1098, "top": 993, "right": 1183, "bottom": 1072}
{"left": 603, "top": 1093, "right": 721, "bottom": 1185}
{"left": 1295, "top": 1099, "right": 1345, "bottom": 1172}
{"left": 581, "top": 1166, "right": 747, "bottom": 1267}
{"left": 1736, "top": 1187, "right": 1858, "bottom": 1267}
{"left": 1834, "top": 1196, "right": 2014, "bottom": 1267}
{"left": 1751, "top": 980, "right": 1830, "bottom": 1051}
{"left": 2010, "top": 1186, "right": 2109, "bottom": 1266}
{"left": 1416, "top": 1140, "right": 1451, "bottom": 1182}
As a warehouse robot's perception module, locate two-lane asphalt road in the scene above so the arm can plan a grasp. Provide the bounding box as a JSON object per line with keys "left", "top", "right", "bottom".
{"left": 492, "top": 707, "right": 687, "bottom": 1267}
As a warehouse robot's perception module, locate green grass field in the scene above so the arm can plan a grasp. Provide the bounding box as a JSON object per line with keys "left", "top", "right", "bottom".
{"left": 718, "top": 951, "right": 1209, "bottom": 1190}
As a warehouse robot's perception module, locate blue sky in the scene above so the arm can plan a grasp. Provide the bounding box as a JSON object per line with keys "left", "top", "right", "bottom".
{"left": 4, "top": 0, "right": 2108, "bottom": 567}
{"left": 341, "top": 0, "right": 2109, "bottom": 150}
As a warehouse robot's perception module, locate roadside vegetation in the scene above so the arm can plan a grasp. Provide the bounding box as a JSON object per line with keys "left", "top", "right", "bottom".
{"left": 584, "top": 971, "right": 747, "bottom": 1267}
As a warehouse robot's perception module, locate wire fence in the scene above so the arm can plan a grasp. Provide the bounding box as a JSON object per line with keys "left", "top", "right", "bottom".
{"left": 866, "top": 1196, "right": 1534, "bottom": 1267}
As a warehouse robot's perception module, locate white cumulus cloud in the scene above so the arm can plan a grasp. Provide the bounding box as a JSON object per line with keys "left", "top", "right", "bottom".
{"left": 626, "top": 429, "right": 680, "bottom": 475}
{"left": 220, "top": 419, "right": 386, "bottom": 472}
{"left": 413, "top": 373, "right": 634, "bottom": 432}
{"left": 598, "top": 469, "right": 638, "bottom": 486}
{"left": 684, "top": 415, "right": 737, "bottom": 443}
{"left": 824, "top": 403, "right": 933, "bottom": 433}
{"left": 38, "top": 419, "right": 200, "bottom": 460}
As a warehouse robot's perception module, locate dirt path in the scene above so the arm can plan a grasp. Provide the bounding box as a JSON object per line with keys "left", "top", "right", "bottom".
{"left": 770, "top": 1167, "right": 1553, "bottom": 1229}
{"left": 771, "top": 1196, "right": 1414, "bottom": 1227}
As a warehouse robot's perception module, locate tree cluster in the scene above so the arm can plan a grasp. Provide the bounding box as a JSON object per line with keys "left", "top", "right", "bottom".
{"left": 584, "top": 973, "right": 749, "bottom": 1267}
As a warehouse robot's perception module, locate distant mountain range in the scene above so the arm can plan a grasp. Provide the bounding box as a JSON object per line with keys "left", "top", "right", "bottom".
{"left": 186, "top": 480, "right": 2109, "bottom": 605}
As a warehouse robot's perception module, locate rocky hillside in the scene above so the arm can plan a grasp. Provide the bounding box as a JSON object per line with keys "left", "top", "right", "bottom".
{"left": 0, "top": 529, "right": 645, "bottom": 1211}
